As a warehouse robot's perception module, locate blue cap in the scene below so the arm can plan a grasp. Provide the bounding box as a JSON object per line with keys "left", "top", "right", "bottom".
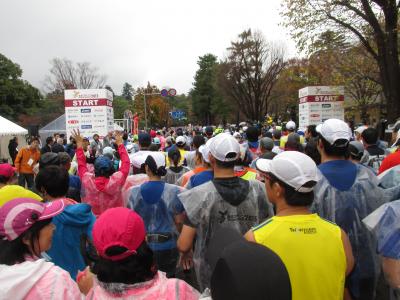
{"left": 94, "top": 156, "right": 113, "bottom": 172}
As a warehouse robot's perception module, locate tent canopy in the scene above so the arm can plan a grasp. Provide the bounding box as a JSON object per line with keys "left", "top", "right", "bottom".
{"left": 0, "top": 115, "right": 28, "bottom": 136}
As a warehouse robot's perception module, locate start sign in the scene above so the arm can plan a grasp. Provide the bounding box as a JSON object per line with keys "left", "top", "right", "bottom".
{"left": 65, "top": 89, "right": 114, "bottom": 140}
{"left": 298, "top": 86, "right": 344, "bottom": 129}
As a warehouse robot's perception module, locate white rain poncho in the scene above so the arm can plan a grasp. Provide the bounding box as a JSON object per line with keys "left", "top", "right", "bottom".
{"left": 128, "top": 182, "right": 185, "bottom": 252}
{"left": 179, "top": 178, "right": 274, "bottom": 291}
{"left": 162, "top": 166, "right": 191, "bottom": 185}
{"left": 312, "top": 161, "right": 400, "bottom": 299}
{"left": 363, "top": 200, "right": 400, "bottom": 293}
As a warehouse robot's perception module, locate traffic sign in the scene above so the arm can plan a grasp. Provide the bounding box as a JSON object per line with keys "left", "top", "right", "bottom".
{"left": 168, "top": 88, "right": 177, "bottom": 97}
{"left": 170, "top": 110, "right": 185, "bottom": 119}
{"left": 161, "top": 89, "right": 169, "bottom": 97}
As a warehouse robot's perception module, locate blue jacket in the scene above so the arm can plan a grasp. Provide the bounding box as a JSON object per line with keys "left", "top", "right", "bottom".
{"left": 46, "top": 203, "right": 95, "bottom": 280}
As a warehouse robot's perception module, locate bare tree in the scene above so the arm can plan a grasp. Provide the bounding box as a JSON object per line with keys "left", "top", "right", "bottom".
{"left": 217, "top": 29, "right": 286, "bottom": 122}
{"left": 44, "top": 58, "right": 107, "bottom": 92}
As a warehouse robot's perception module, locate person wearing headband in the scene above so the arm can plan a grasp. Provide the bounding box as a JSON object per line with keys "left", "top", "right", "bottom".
{"left": 246, "top": 151, "right": 354, "bottom": 300}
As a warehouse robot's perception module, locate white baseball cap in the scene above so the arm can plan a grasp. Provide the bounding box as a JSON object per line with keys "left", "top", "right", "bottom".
{"left": 209, "top": 133, "right": 240, "bottom": 162}
{"left": 199, "top": 139, "right": 212, "bottom": 163}
{"left": 131, "top": 151, "right": 165, "bottom": 169}
{"left": 256, "top": 151, "right": 319, "bottom": 193}
{"left": 176, "top": 136, "right": 186, "bottom": 146}
{"left": 286, "top": 121, "right": 296, "bottom": 131}
{"left": 318, "top": 119, "right": 352, "bottom": 145}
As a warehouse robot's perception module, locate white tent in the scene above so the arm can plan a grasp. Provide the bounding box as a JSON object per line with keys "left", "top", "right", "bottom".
{"left": 39, "top": 114, "right": 66, "bottom": 141}
{"left": 0, "top": 116, "right": 28, "bottom": 162}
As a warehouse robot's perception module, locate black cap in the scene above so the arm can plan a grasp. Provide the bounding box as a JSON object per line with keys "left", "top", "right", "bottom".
{"left": 207, "top": 228, "right": 291, "bottom": 300}
{"left": 39, "top": 153, "right": 60, "bottom": 170}
{"left": 205, "top": 126, "right": 213, "bottom": 134}
{"left": 138, "top": 132, "right": 151, "bottom": 146}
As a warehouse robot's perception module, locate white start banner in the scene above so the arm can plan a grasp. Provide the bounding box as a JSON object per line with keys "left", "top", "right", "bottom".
{"left": 298, "top": 86, "right": 345, "bottom": 130}
{"left": 65, "top": 89, "right": 114, "bottom": 140}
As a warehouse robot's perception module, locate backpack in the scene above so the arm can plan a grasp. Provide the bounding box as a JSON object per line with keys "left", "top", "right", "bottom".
{"left": 366, "top": 154, "right": 386, "bottom": 174}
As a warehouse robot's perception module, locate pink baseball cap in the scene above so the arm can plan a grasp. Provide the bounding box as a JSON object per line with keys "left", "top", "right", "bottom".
{"left": 0, "top": 163, "right": 16, "bottom": 178}
{"left": 93, "top": 207, "right": 146, "bottom": 261}
{"left": 0, "top": 198, "right": 65, "bottom": 241}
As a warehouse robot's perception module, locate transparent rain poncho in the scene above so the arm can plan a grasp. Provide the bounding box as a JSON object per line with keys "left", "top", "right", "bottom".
{"left": 364, "top": 200, "right": 400, "bottom": 292}
{"left": 128, "top": 182, "right": 185, "bottom": 251}
{"left": 178, "top": 179, "right": 273, "bottom": 292}
{"left": 162, "top": 166, "right": 191, "bottom": 185}
{"left": 311, "top": 164, "right": 400, "bottom": 299}
{"left": 378, "top": 165, "right": 400, "bottom": 189}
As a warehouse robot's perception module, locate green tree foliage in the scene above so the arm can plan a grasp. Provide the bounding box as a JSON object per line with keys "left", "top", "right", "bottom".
{"left": 0, "top": 53, "right": 42, "bottom": 121}
{"left": 113, "top": 95, "right": 134, "bottom": 119}
{"left": 121, "top": 82, "right": 134, "bottom": 100}
{"left": 281, "top": 0, "right": 400, "bottom": 122}
{"left": 190, "top": 54, "right": 229, "bottom": 125}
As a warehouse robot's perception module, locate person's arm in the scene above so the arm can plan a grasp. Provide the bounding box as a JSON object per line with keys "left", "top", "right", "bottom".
{"left": 341, "top": 229, "right": 354, "bottom": 276}
{"left": 244, "top": 229, "right": 256, "bottom": 242}
{"left": 14, "top": 149, "right": 23, "bottom": 172}
{"left": 177, "top": 224, "right": 197, "bottom": 253}
{"left": 116, "top": 133, "right": 130, "bottom": 178}
{"left": 174, "top": 213, "right": 185, "bottom": 233}
{"left": 72, "top": 130, "right": 88, "bottom": 179}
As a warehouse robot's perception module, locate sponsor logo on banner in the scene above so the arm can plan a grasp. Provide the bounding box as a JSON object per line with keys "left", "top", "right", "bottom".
{"left": 67, "top": 115, "right": 79, "bottom": 119}
{"left": 81, "top": 109, "right": 91, "bottom": 113}
{"left": 81, "top": 125, "right": 92, "bottom": 129}
{"left": 68, "top": 120, "right": 79, "bottom": 124}
{"left": 310, "top": 114, "right": 320, "bottom": 118}
{"left": 322, "top": 104, "right": 331, "bottom": 108}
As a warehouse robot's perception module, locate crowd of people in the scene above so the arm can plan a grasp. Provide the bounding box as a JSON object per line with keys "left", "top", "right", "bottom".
{"left": 1, "top": 118, "right": 400, "bottom": 299}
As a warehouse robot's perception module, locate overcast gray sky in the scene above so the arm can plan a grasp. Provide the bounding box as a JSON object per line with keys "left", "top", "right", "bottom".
{"left": 0, "top": 0, "right": 296, "bottom": 95}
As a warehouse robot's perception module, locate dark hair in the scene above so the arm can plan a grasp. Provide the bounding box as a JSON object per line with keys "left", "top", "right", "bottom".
{"left": 145, "top": 155, "right": 167, "bottom": 177}
{"left": 168, "top": 148, "right": 181, "bottom": 167}
{"left": 318, "top": 135, "right": 349, "bottom": 158}
{"left": 361, "top": 127, "right": 379, "bottom": 145}
{"left": 29, "top": 137, "right": 39, "bottom": 144}
{"left": 306, "top": 125, "right": 318, "bottom": 138}
{"left": 263, "top": 131, "right": 273, "bottom": 138}
{"left": 148, "top": 144, "right": 160, "bottom": 152}
{"left": 45, "top": 137, "right": 53, "bottom": 145}
{"left": 122, "top": 133, "right": 128, "bottom": 141}
{"left": 246, "top": 126, "right": 260, "bottom": 142}
{"left": 0, "top": 175, "right": 11, "bottom": 184}
{"left": 82, "top": 238, "right": 157, "bottom": 285}
{"left": 93, "top": 134, "right": 99, "bottom": 139}
{"left": 0, "top": 218, "right": 52, "bottom": 265}
{"left": 267, "top": 172, "right": 314, "bottom": 206}
{"left": 35, "top": 165, "right": 69, "bottom": 197}
{"left": 193, "top": 135, "right": 205, "bottom": 149}
{"left": 272, "top": 130, "right": 282, "bottom": 140}
{"left": 215, "top": 156, "right": 236, "bottom": 169}
{"left": 304, "top": 138, "right": 321, "bottom": 165}
{"left": 58, "top": 152, "right": 71, "bottom": 166}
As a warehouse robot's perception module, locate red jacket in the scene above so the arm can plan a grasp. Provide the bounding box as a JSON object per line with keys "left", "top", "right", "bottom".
{"left": 77, "top": 144, "right": 130, "bottom": 217}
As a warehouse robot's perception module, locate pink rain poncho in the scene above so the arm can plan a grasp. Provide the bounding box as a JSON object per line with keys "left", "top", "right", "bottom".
{"left": 0, "top": 258, "right": 83, "bottom": 299}
{"left": 77, "top": 144, "right": 130, "bottom": 217}
{"left": 86, "top": 271, "right": 199, "bottom": 299}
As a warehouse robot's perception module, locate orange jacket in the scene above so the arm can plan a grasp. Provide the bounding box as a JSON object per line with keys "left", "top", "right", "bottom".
{"left": 15, "top": 147, "right": 40, "bottom": 174}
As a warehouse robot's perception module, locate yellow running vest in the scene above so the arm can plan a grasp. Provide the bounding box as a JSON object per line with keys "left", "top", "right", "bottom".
{"left": 253, "top": 214, "right": 346, "bottom": 300}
